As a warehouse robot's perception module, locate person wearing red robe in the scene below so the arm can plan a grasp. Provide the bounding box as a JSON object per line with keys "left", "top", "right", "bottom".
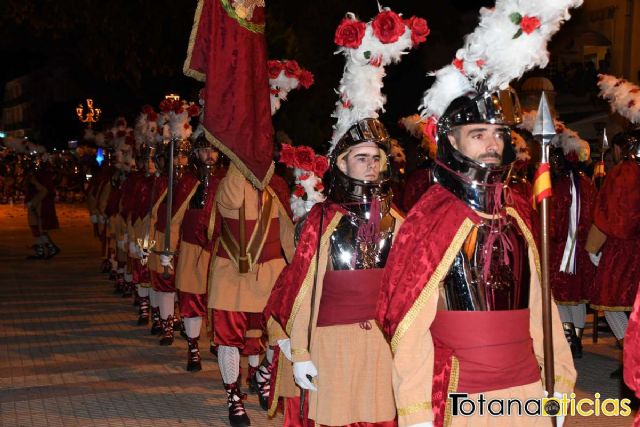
{"left": 549, "top": 148, "right": 596, "bottom": 359}
{"left": 148, "top": 140, "right": 198, "bottom": 344}
{"left": 266, "top": 118, "right": 403, "bottom": 427}
{"left": 128, "top": 144, "right": 167, "bottom": 325}
{"left": 25, "top": 157, "right": 60, "bottom": 259}
{"left": 401, "top": 156, "right": 434, "bottom": 213}
{"left": 119, "top": 154, "right": 145, "bottom": 299}
{"left": 586, "top": 129, "right": 640, "bottom": 377}
{"left": 174, "top": 136, "right": 226, "bottom": 371}
{"left": 377, "top": 90, "right": 575, "bottom": 427}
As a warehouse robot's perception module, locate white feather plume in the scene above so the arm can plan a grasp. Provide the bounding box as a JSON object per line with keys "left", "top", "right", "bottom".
{"left": 597, "top": 74, "right": 640, "bottom": 124}
{"left": 329, "top": 10, "right": 426, "bottom": 154}
{"left": 399, "top": 114, "right": 425, "bottom": 139}
{"left": 420, "top": 0, "right": 582, "bottom": 122}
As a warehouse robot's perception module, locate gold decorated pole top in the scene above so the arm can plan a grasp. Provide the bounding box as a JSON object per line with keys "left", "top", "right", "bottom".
{"left": 76, "top": 99, "right": 102, "bottom": 128}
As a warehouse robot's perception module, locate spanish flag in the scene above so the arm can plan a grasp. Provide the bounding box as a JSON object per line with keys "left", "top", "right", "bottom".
{"left": 593, "top": 160, "right": 606, "bottom": 180}
{"left": 533, "top": 162, "right": 552, "bottom": 206}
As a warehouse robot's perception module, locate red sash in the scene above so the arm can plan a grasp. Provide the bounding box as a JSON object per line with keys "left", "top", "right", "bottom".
{"left": 430, "top": 309, "right": 540, "bottom": 426}
{"left": 316, "top": 269, "right": 383, "bottom": 327}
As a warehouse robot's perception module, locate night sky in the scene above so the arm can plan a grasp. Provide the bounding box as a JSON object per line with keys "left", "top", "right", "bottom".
{"left": 0, "top": 0, "right": 493, "bottom": 149}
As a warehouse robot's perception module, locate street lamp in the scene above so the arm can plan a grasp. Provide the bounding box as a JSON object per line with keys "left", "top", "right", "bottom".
{"left": 76, "top": 99, "right": 102, "bottom": 128}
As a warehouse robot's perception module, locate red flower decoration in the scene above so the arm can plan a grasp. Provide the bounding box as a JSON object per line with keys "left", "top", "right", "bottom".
{"left": 284, "top": 60, "right": 301, "bottom": 78}
{"left": 294, "top": 146, "right": 315, "bottom": 171}
{"left": 299, "top": 173, "right": 311, "bottom": 181}
{"left": 313, "top": 155, "right": 329, "bottom": 177}
{"left": 198, "top": 87, "right": 206, "bottom": 101}
{"left": 293, "top": 185, "right": 306, "bottom": 198}
{"left": 159, "top": 99, "right": 173, "bottom": 113}
{"left": 405, "top": 16, "right": 429, "bottom": 46}
{"left": 298, "top": 70, "right": 314, "bottom": 89}
{"left": 173, "top": 100, "right": 184, "bottom": 114}
{"left": 476, "top": 59, "right": 485, "bottom": 68}
{"left": 183, "top": 123, "right": 190, "bottom": 130}
{"left": 314, "top": 182, "right": 324, "bottom": 192}
{"left": 520, "top": 15, "right": 541, "bottom": 35}
{"left": 268, "top": 60, "right": 283, "bottom": 79}
{"left": 424, "top": 116, "right": 438, "bottom": 142}
{"left": 187, "top": 104, "right": 200, "bottom": 117}
{"left": 372, "top": 10, "right": 405, "bottom": 44}
{"left": 452, "top": 58, "right": 465, "bottom": 74}
{"left": 334, "top": 17, "right": 366, "bottom": 48}
{"left": 629, "top": 100, "right": 636, "bottom": 108}
{"left": 279, "top": 143, "right": 295, "bottom": 167}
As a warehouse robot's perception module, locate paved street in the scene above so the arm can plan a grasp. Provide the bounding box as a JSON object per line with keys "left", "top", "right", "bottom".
{"left": 0, "top": 202, "right": 636, "bottom": 426}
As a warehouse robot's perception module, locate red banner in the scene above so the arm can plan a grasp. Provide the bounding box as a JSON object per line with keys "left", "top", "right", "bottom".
{"left": 184, "top": 0, "right": 274, "bottom": 189}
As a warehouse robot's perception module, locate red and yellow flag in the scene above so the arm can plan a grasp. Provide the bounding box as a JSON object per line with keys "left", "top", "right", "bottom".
{"left": 593, "top": 160, "right": 606, "bottom": 179}
{"left": 184, "top": 0, "right": 274, "bottom": 189}
{"left": 532, "top": 162, "right": 552, "bottom": 206}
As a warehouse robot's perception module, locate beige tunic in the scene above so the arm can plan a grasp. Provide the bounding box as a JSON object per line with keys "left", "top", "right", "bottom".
{"left": 392, "top": 231, "right": 577, "bottom": 427}
{"left": 289, "top": 209, "right": 404, "bottom": 426}
{"left": 208, "top": 164, "right": 295, "bottom": 313}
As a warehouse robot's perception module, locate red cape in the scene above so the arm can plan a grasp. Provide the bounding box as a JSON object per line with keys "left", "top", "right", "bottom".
{"left": 26, "top": 169, "right": 59, "bottom": 231}
{"left": 401, "top": 166, "right": 433, "bottom": 213}
{"left": 549, "top": 173, "right": 595, "bottom": 303}
{"left": 376, "top": 184, "right": 539, "bottom": 347}
{"left": 590, "top": 160, "right": 640, "bottom": 309}
{"left": 184, "top": 0, "right": 274, "bottom": 189}
{"left": 120, "top": 170, "right": 144, "bottom": 220}
{"left": 263, "top": 202, "right": 343, "bottom": 331}
{"left": 181, "top": 167, "right": 227, "bottom": 250}
{"left": 155, "top": 172, "right": 199, "bottom": 234}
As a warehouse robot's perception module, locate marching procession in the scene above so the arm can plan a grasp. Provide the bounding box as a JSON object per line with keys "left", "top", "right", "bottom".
{"left": 6, "top": 0, "right": 640, "bottom": 426}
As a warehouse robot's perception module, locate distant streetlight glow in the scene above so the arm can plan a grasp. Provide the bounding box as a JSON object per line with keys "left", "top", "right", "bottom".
{"left": 76, "top": 99, "right": 102, "bottom": 128}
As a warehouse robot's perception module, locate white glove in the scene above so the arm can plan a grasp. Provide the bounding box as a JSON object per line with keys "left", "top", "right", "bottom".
{"left": 589, "top": 252, "right": 601, "bottom": 267}
{"left": 90, "top": 214, "right": 98, "bottom": 224}
{"left": 117, "top": 239, "right": 126, "bottom": 251}
{"left": 408, "top": 423, "right": 433, "bottom": 427}
{"left": 293, "top": 361, "right": 317, "bottom": 391}
{"left": 128, "top": 241, "right": 136, "bottom": 256}
{"left": 277, "top": 338, "right": 292, "bottom": 361}
{"left": 160, "top": 254, "right": 174, "bottom": 269}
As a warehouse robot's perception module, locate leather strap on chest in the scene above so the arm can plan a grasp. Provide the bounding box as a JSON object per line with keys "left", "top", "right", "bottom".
{"left": 220, "top": 188, "right": 274, "bottom": 273}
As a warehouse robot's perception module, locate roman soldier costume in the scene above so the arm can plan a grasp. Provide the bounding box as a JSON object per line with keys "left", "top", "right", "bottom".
{"left": 266, "top": 10, "right": 428, "bottom": 426}
{"left": 174, "top": 132, "right": 226, "bottom": 371}
{"left": 377, "top": 2, "right": 580, "bottom": 425}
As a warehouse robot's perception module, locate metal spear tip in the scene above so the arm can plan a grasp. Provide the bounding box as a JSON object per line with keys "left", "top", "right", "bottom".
{"left": 602, "top": 128, "right": 609, "bottom": 150}
{"left": 533, "top": 92, "right": 556, "bottom": 139}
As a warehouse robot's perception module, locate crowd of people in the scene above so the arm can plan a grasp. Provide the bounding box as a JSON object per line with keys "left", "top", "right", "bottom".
{"left": 15, "top": 1, "right": 640, "bottom": 426}
{"left": 0, "top": 145, "right": 96, "bottom": 205}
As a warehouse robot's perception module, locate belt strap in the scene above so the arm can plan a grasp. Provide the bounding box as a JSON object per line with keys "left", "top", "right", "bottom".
{"left": 220, "top": 189, "right": 274, "bottom": 273}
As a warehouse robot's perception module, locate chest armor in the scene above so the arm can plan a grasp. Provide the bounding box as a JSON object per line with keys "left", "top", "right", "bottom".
{"left": 441, "top": 215, "right": 530, "bottom": 311}
{"left": 329, "top": 211, "right": 395, "bottom": 271}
